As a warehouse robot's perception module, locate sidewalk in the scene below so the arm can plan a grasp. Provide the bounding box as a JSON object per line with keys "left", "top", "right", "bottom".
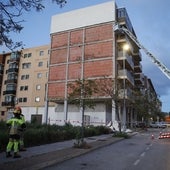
{"left": 0, "top": 132, "right": 138, "bottom": 170}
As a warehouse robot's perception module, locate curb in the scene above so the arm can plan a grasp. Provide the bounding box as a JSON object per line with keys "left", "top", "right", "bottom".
{"left": 0, "top": 137, "right": 124, "bottom": 170}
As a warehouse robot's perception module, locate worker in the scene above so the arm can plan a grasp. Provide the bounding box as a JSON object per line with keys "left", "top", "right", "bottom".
{"left": 14, "top": 106, "right": 27, "bottom": 151}
{"left": 6, "top": 108, "right": 26, "bottom": 158}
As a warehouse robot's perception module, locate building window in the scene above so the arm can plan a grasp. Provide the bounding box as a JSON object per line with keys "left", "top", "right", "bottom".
{"left": 18, "top": 98, "right": 27, "bottom": 103}
{"left": 39, "top": 51, "right": 44, "bottom": 56}
{"left": 23, "top": 54, "right": 27, "bottom": 58}
{"left": 21, "top": 74, "right": 29, "bottom": 80}
{"left": 38, "top": 62, "right": 43, "bottom": 67}
{"left": 20, "top": 86, "right": 28, "bottom": 91}
{"left": 7, "top": 84, "right": 16, "bottom": 90}
{"left": 22, "top": 63, "right": 31, "bottom": 69}
{"left": 1, "top": 111, "right": 5, "bottom": 116}
{"left": 28, "top": 53, "right": 32, "bottom": 57}
{"left": 37, "top": 73, "right": 42, "bottom": 78}
{"left": 23, "top": 53, "right": 32, "bottom": 58}
{"left": 35, "top": 97, "right": 40, "bottom": 102}
{"left": 36, "top": 85, "right": 41, "bottom": 90}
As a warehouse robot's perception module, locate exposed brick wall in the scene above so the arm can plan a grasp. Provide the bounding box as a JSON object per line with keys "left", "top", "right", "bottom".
{"left": 68, "top": 63, "right": 81, "bottom": 80}
{"left": 69, "top": 46, "right": 82, "bottom": 62}
{"left": 84, "top": 60, "right": 113, "bottom": 78}
{"left": 48, "top": 82, "right": 65, "bottom": 98}
{"left": 49, "top": 65, "right": 66, "bottom": 81}
{"left": 49, "top": 22, "right": 115, "bottom": 99}
{"left": 70, "top": 30, "right": 83, "bottom": 45}
{"left": 85, "top": 24, "right": 113, "bottom": 43}
{"left": 51, "top": 32, "right": 68, "bottom": 48}
{"left": 84, "top": 41, "right": 113, "bottom": 60}
{"left": 50, "top": 48, "right": 67, "bottom": 64}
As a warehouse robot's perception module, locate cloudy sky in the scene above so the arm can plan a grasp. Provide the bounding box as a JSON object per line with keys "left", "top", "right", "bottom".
{"left": 1, "top": 0, "right": 170, "bottom": 112}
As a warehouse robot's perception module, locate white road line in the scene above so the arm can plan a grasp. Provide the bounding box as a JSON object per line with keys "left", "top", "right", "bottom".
{"left": 146, "top": 147, "right": 150, "bottom": 151}
{"left": 134, "top": 159, "right": 140, "bottom": 166}
{"left": 140, "top": 152, "right": 145, "bottom": 157}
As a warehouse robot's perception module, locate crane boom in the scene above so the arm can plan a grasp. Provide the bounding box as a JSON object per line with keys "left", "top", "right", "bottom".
{"left": 114, "top": 25, "right": 170, "bottom": 79}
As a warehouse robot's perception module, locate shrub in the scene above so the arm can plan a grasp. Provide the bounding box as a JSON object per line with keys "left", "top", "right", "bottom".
{"left": 0, "top": 122, "right": 112, "bottom": 152}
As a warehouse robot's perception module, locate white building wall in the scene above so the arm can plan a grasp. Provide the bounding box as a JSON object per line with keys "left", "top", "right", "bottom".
{"left": 45, "top": 103, "right": 107, "bottom": 126}
{"left": 50, "top": 1, "right": 116, "bottom": 33}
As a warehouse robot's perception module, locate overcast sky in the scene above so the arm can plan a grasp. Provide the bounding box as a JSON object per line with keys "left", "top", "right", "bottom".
{"left": 1, "top": 0, "right": 170, "bottom": 112}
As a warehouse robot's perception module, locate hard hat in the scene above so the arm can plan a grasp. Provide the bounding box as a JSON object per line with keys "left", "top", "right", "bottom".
{"left": 14, "top": 106, "right": 22, "bottom": 114}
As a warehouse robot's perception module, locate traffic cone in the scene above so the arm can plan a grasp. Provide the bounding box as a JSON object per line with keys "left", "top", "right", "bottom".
{"left": 151, "top": 134, "right": 154, "bottom": 140}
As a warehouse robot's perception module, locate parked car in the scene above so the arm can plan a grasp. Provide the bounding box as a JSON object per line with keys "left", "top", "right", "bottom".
{"left": 149, "top": 122, "right": 158, "bottom": 128}
{"left": 150, "top": 122, "right": 167, "bottom": 128}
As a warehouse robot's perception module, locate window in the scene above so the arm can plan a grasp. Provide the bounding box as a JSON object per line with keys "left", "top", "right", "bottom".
{"left": 36, "top": 85, "right": 41, "bottom": 90}
{"left": 37, "top": 73, "right": 42, "bottom": 78}
{"left": 18, "top": 98, "right": 27, "bottom": 103}
{"left": 5, "top": 95, "right": 13, "bottom": 102}
{"left": 8, "top": 73, "right": 17, "bottom": 80}
{"left": 38, "top": 62, "right": 43, "bottom": 67}
{"left": 21, "top": 74, "right": 29, "bottom": 80}
{"left": 9, "top": 63, "right": 18, "bottom": 69}
{"left": 20, "top": 86, "right": 28, "bottom": 91}
{"left": 23, "top": 53, "right": 32, "bottom": 58}
{"left": 7, "top": 84, "right": 16, "bottom": 91}
{"left": 23, "top": 54, "right": 27, "bottom": 58}
{"left": 28, "top": 53, "right": 32, "bottom": 57}
{"left": 22, "top": 63, "right": 31, "bottom": 69}
{"left": 39, "top": 51, "right": 44, "bottom": 56}
{"left": 35, "top": 97, "right": 40, "bottom": 102}
{"left": 46, "top": 72, "right": 48, "bottom": 78}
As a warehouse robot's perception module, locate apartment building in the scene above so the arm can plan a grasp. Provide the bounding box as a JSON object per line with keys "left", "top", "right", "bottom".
{"left": 0, "top": 1, "right": 160, "bottom": 127}
{"left": 48, "top": 1, "right": 156, "bottom": 128}
{"left": 0, "top": 45, "right": 50, "bottom": 123}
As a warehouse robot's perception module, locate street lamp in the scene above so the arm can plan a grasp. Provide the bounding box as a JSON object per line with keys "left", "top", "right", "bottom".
{"left": 122, "top": 43, "right": 130, "bottom": 131}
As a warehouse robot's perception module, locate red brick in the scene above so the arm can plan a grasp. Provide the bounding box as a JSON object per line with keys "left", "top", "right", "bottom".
{"left": 51, "top": 32, "right": 68, "bottom": 48}
{"left": 49, "top": 65, "right": 66, "bottom": 81}
{"left": 50, "top": 48, "right": 67, "bottom": 64}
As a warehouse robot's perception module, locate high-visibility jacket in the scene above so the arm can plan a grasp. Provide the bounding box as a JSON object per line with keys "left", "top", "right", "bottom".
{"left": 6, "top": 117, "right": 25, "bottom": 135}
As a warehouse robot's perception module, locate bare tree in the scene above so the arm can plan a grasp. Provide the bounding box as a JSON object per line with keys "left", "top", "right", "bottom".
{"left": 0, "top": 0, "right": 67, "bottom": 50}
{"left": 68, "top": 79, "right": 97, "bottom": 144}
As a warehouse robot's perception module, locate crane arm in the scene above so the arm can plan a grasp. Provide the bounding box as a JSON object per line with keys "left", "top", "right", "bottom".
{"left": 114, "top": 25, "right": 170, "bottom": 79}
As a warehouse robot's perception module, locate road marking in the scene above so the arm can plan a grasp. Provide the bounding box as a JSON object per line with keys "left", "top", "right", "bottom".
{"left": 134, "top": 159, "right": 140, "bottom": 166}
{"left": 140, "top": 152, "right": 145, "bottom": 157}
{"left": 146, "top": 147, "right": 150, "bottom": 151}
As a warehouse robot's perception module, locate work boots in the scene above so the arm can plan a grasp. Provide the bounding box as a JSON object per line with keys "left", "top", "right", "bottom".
{"left": 13, "top": 152, "right": 21, "bottom": 158}
{"left": 6, "top": 152, "right": 12, "bottom": 158}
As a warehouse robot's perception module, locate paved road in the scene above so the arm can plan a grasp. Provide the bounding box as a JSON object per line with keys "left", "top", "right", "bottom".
{"left": 42, "top": 128, "right": 170, "bottom": 170}
{"left": 0, "top": 133, "right": 124, "bottom": 170}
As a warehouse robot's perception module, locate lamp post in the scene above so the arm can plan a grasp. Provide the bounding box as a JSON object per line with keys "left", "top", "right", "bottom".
{"left": 122, "top": 44, "right": 129, "bottom": 132}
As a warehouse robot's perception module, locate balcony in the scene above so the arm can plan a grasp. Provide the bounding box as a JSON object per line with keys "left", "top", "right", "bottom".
{"left": 117, "top": 69, "right": 134, "bottom": 85}
{"left": 2, "top": 101, "right": 15, "bottom": 106}
{"left": 133, "top": 51, "right": 142, "bottom": 62}
{"left": 118, "top": 88, "right": 133, "bottom": 100}
{"left": 134, "top": 73, "right": 144, "bottom": 85}
{"left": 5, "top": 79, "right": 17, "bottom": 84}
{"left": 117, "top": 51, "right": 134, "bottom": 70}
{"left": 7, "top": 68, "right": 19, "bottom": 73}
{"left": 134, "top": 63, "right": 142, "bottom": 73}
{"left": 3, "top": 90, "right": 16, "bottom": 95}
{"left": 117, "top": 8, "right": 133, "bottom": 33}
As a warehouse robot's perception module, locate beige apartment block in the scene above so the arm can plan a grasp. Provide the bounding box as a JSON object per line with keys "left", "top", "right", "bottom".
{"left": 0, "top": 45, "right": 50, "bottom": 123}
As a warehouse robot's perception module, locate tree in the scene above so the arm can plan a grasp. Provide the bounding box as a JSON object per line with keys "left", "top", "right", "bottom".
{"left": 68, "top": 79, "right": 97, "bottom": 143}
{"left": 0, "top": 0, "right": 67, "bottom": 50}
{"left": 133, "top": 89, "right": 162, "bottom": 123}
